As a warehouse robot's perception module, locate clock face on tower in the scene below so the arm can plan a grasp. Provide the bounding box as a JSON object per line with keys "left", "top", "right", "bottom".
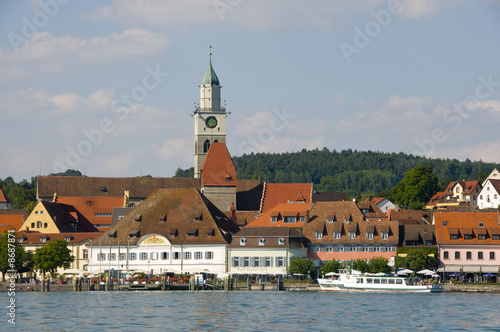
{"left": 205, "top": 116, "right": 218, "bottom": 129}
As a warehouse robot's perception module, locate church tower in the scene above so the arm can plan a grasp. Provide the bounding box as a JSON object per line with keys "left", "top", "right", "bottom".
{"left": 194, "top": 51, "right": 227, "bottom": 178}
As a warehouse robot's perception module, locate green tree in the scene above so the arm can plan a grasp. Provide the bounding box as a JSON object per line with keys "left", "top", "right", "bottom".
{"left": 368, "top": 256, "right": 391, "bottom": 274}
{"left": 34, "top": 239, "right": 74, "bottom": 276}
{"left": 287, "top": 257, "right": 316, "bottom": 279}
{"left": 390, "top": 164, "right": 439, "bottom": 209}
{"left": 0, "top": 232, "right": 29, "bottom": 281}
{"left": 395, "top": 248, "right": 438, "bottom": 271}
{"left": 351, "top": 259, "right": 370, "bottom": 273}
{"left": 319, "top": 259, "right": 343, "bottom": 276}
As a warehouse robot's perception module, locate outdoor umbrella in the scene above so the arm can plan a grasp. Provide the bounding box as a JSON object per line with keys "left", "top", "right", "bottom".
{"left": 449, "top": 272, "right": 461, "bottom": 277}
{"left": 483, "top": 273, "right": 497, "bottom": 278}
{"left": 417, "top": 269, "right": 435, "bottom": 275}
{"left": 397, "top": 269, "right": 413, "bottom": 275}
{"left": 325, "top": 272, "right": 339, "bottom": 277}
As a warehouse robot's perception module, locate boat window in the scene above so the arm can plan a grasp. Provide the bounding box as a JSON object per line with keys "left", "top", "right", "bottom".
{"left": 366, "top": 278, "right": 372, "bottom": 284}
{"left": 396, "top": 279, "right": 403, "bottom": 284}
{"left": 356, "top": 278, "right": 363, "bottom": 283}
{"left": 381, "top": 278, "right": 387, "bottom": 284}
{"left": 373, "top": 279, "right": 380, "bottom": 284}
{"left": 388, "top": 279, "right": 395, "bottom": 284}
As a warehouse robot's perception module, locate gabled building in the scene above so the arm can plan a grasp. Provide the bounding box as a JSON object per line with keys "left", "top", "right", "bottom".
{"left": 246, "top": 202, "right": 313, "bottom": 228}
{"left": 87, "top": 188, "right": 240, "bottom": 275}
{"left": 477, "top": 179, "right": 500, "bottom": 210}
{"left": 228, "top": 227, "right": 308, "bottom": 276}
{"left": 434, "top": 212, "right": 500, "bottom": 274}
{"left": 0, "top": 189, "right": 12, "bottom": 209}
{"left": 20, "top": 201, "right": 98, "bottom": 233}
{"left": 399, "top": 224, "right": 436, "bottom": 247}
{"left": 357, "top": 200, "right": 388, "bottom": 221}
{"left": 200, "top": 142, "right": 237, "bottom": 212}
{"left": 260, "top": 183, "right": 313, "bottom": 213}
{"left": 362, "top": 197, "right": 395, "bottom": 213}
{"left": 303, "top": 201, "right": 399, "bottom": 266}
{"left": 54, "top": 196, "right": 125, "bottom": 231}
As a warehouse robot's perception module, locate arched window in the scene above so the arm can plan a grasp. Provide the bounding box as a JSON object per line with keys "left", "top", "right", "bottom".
{"left": 204, "top": 139, "right": 210, "bottom": 153}
{"left": 214, "top": 139, "right": 219, "bottom": 143}
{"left": 44, "top": 223, "right": 48, "bottom": 228}
{"left": 37, "top": 221, "right": 42, "bottom": 228}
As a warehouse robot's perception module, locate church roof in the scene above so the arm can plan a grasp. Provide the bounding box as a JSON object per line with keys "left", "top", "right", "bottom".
{"left": 201, "top": 57, "right": 220, "bottom": 85}
{"left": 200, "top": 142, "right": 237, "bottom": 187}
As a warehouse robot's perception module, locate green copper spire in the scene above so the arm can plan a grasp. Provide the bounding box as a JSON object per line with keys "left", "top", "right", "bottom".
{"left": 201, "top": 50, "right": 220, "bottom": 85}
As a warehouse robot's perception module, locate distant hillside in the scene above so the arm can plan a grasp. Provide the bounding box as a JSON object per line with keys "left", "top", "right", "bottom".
{"left": 175, "top": 148, "right": 499, "bottom": 198}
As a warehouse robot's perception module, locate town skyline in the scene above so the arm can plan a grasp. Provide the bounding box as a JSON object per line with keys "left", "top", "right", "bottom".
{"left": 1, "top": 0, "right": 500, "bottom": 182}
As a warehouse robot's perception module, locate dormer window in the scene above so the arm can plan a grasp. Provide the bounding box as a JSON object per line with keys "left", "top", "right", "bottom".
{"left": 18, "top": 238, "right": 25, "bottom": 243}
{"left": 186, "top": 229, "right": 198, "bottom": 237}
{"left": 169, "top": 229, "right": 178, "bottom": 238}
{"left": 278, "top": 238, "right": 285, "bottom": 246}
{"left": 194, "top": 214, "right": 203, "bottom": 221}
{"left": 159, "top": 214, "right": 167, "bottom": 222}
{"left": 40, "top": 237, "right": 47, "bottom": 243}
{"left": 108, "top": 231, "right": 117, "bottom": 239}
{"left": 443, "top": 221, "right": 447, "bottom": 226}
{"left": 349, "top": 231, "right": 356, "bottom": 239}
{"left": 283, "top": 216, "right": 296, "bottom": 223}
{"left": 64, "top": 236, "right": 72, "bottom": 242}
{"left": 366, "top": 232, "right": 374, "bottom": 240}
{"left": 344, "top": 219, "right": 350, "bottom": 224}
{"left": 479, "top": 222, "right": 485, "bottom": 228}
{"left": 240, "top": 238, "right": 247, "bottom": 246}
{"left": 134, "top": 214, "right": 142, "bottom": 222}
{"left": 128, "top": 230, "right": 139, "bottom": 239}
{"left": 334, "top": 232, "right": 341, "bottom": 239}
{"left": 316, "top": 232, "right": 323, "bottom": 239}
{"left": 300, "top": 216, "right": 305, "bottom": 222}
{"left": 259, "top": 238, "right": 265, "bottom": 246}
{"left": 381, "top": 232, "right": 389, "bottom": 240}
{"left": 271, "top": 215, "right": 278, "bottom": 222}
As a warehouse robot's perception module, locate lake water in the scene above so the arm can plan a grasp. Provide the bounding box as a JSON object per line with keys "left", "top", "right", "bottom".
{"left": 9, "top": 291, "right": 500, "bottom": 331}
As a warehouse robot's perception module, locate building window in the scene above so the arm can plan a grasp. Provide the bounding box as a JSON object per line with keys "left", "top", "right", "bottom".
{"left": 205, "top": 252, "right": 214, "bottom": 260}
{"left": 271, "top": 216, "right": 278, "bottom": 222}
{"left": 150, "top": 252, "right": 158, "bottom": 260}
{"left": 129, "top": 253, "right": 136, "bottom": 261}
{"left": 243, "top": 257, "right": 250, "bottom": 267}
{"left": 478, "top": 222, "right": 485, "bottom": 228}
{"left": 478, "top": 251, "right": 483, "bottom": 260}
{"left": 350, "top": 245, "right": 356, "bottom": 252}
{"left": 374, "top": 245, "right": 380, "bottom": 252}
{"left": 366, "top": 232, "right": 374, "bottom": 240}
{"left": 37, "top": 221, "right": 42, "bottom": 228}
{"left": 478, "top": 234, "right": 486, "bottom": 240}
{"left": 44, "top": 223, "right": 48, "bottom": 228}
{"left": 334, "top": 232, "right": 341, "bottom": 239}
{"left": 316, "top": 232, "right": 323, "bottom": 239}
{"left": 284, "top": 216, "right": 296, "bottom": 223}
{"left": 195, "top": 252, "right": 202, "bottom": 260}
{"left": 493, "top": 235, "right": 500, "bottom": 240}
{"left": 173, "top": 252, "right": 180, "bottom": 260}
{"left": 83, "top": 250, "right": 88, "bottom": 259}
{"left": 385, "top": 245, "right": 393, "bottom": 252}
{"left": 184, "top": 252, "right": 191, "bottom": 260}
{"left": 203, "top": 139, "right": 210, "bottom": 153}
{"left": 466, "top": 252, "right": 472, "bottom": 260}
{"left": 327, "top": 218, "right": 334, "bottom": 223}
{"left": 161, "top": 252, "right": 169, "bottom": 260}
{"left": 253, "top": 257, "right": 260, "bottom": 267}
{"left": 490, "top": 252, "right": 495, "bottom": 260}
{"left": 464, "top": 234, "right": 472, "bottom": 240}
{"left": 381, "top": 232, "right": 389, "bottom": 240}
{"left": 455, "top": 251, "right": 460, "bottom": 260}
{"left": 31, "top": 222, "right": 35, "bottom": 228}
{"left": 140, "top": 253, "right": 148, "bottom": 260}
{"left": 119, "top": 253, "right": 126, "bottom": 261}
{"left": 450, "top": 235, "right": 458, "bottom": 240}
{"left": 258, "top": 238, "right": 265, "bottom": 246}
{"left": 349, "top": 232, "right": 356, "bottom": 239}
{"left": 240, "top": 238, "right": 246, "bottom": 246}
{"left": 278, "top": 238, "right": 285, "bottom": 246}
{"left": 233, "top": 257, "right": 239, "bottom": 267}
{"left": 425, "top": 240, "right": 433, "bottom": 246}
{"left": 265, "top": 257, "right": 272, "bottom": 267}
{"left": 443, "top": 251, "right": 449, "bottom": 259}
{"left": 300, "top": 216, "right": 305, "bottom": 222}
{"left": 276, "top": 257, "right": 284, "bottom": 267}
{"left": 97, "top": 253, "right": 106, "bottom": 261}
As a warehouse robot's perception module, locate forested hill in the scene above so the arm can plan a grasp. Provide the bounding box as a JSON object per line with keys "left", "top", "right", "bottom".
{"left": 175, "top": 148, "right": 500, "bottom": 198}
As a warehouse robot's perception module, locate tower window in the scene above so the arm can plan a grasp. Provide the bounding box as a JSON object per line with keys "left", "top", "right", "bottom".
{"left": 204, "top": 140, "right": 210, "bottom": 153}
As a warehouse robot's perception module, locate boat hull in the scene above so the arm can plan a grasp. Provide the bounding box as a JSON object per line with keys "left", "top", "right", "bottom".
{"left": 317, "top": 278, "right": 444, "bottom": 293}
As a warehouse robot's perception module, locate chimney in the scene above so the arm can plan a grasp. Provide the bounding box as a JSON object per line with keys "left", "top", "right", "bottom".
{"left": 123, "top": 190, "right": 130, "bottom": 207}
{"left": 306, "top": 210, "right": 310, "bottom": 223}
{"left": 230, "top": 202, "right": 237, "bottom": 225}
{"left": 25, "top": 226, "right": 29, "bottom": 233}
{"left": 52, "top": 192, "right": 57, "bottom": 203}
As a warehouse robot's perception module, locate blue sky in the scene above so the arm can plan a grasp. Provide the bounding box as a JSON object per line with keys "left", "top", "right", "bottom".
{"left": 1, "top": 0, "right": 500, "bottom": 182}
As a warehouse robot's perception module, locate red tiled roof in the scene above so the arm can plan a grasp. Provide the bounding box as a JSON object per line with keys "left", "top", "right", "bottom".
{"left": 17, "top": 231, "right": 100, "bottom": 244}
{"left": 55, "top": 196, "right": 124, "bottom": 228}
{"left": 200, "top": 143, "right": 237, "bottom": 187}
{"left": 247, "top": 202, "right": 312, "bottom": 228}
{"left": 434, "top": 212, "right": 500, "bottom": 245}
{"left": 0, "top": 189, "right": 10, "bottom": 203}
{"left": 0, "top": 214, "right": 24, "bottom": 232}
{"left": 261, "top": 183, "right": 313, "bottom": 213}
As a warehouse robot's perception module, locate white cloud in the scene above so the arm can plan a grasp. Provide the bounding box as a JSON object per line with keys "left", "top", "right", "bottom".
{"left": 88, "top": 0, "right": 458, "bottom": 31}
{"left": 155, "top": 137, "right": 192, "bottom": 162}
{"left": 435, "top": 141, "right": 500, "bottom": 163}
{"left": 0, "top": 29, "right": 168, "bottom": 80}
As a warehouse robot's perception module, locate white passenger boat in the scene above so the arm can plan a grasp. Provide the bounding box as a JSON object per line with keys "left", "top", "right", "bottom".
{"left": 317, "top": 269, "right": 443, "bottom": 293}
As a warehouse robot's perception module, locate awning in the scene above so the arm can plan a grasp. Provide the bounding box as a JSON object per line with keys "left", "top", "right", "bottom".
{"left": 437, "top": 265, "right": 499, "bottom": 273}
